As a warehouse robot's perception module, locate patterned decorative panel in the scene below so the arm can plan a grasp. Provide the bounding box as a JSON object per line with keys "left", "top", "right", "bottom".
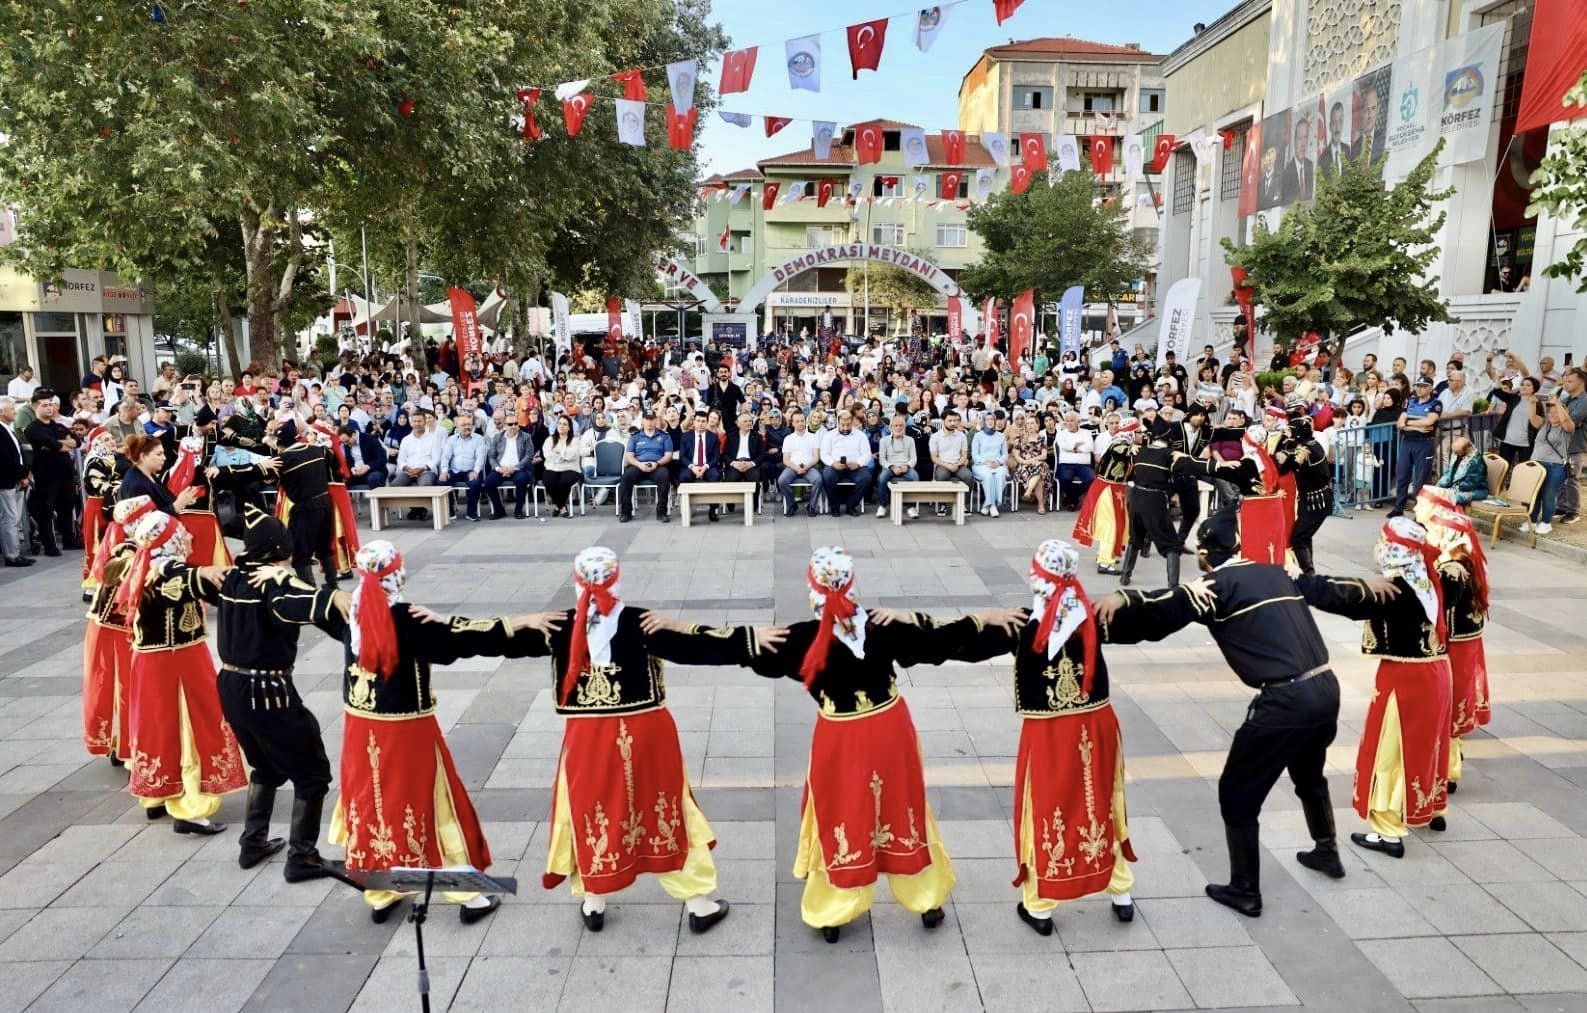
{"left": 1303, "top": 0, "right": 1404, "bottom": 94}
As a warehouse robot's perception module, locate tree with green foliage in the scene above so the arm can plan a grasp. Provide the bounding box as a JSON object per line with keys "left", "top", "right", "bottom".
{"left": 1223, "top": 143, "right": 1454, "bottom": 342}
{"left": 845, "top": 258, "right": 939, "bottom": 334}
{"left": 958, "top": 168, "right": 1153, "bottom": 308}
{"left": 1527, "top": 72, "right": 1587, "bottom": 292}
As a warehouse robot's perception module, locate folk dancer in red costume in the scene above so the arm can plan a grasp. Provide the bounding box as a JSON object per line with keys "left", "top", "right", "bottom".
{"left": 1418, "top": 497, "right": 1490, "bottom": 798}
{"left": 324, "top": 540, "right": 557, "bottom": 924}
{"left": 747, "top": 546, "right": 1021, "bottom": 943}
{"left": 166, "top": 434, "right": 233, "bottom": 569}
{"left": 529, "top": 547, "right": 784, "bottom": 934}
{"left": 81, "top": 495, "right": 154, "bottom": 765}
{"left": 1175, "top": 423, "right": 1290, "bottom": 566}
{"left": 1299, "top": 518, "right": 1453, "bottom": 858}
{"left": 120, "top": 510, "right": 246, "bottom": 832}
{"left": 80, "top": 426, "right": 118, "bottom": 598}
{"left": 1074, "top": 419, "right": 1138, "bottom": 576}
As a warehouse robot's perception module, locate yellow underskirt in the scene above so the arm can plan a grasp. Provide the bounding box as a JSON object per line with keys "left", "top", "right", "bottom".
{"left": 791, "top": 794, "right": 956, "bottom": 928}
{"left": 138, "top": 686, "right": 221, "bottom": 821}
{"left": 1018, "top": 744, "right": 1133, "bottom": 915}
{"left": 1093, "top": 494, "right": 1122, "bottom": 567}
{"left": 1365, "top": 692, "right": 1408, "bottom": 838}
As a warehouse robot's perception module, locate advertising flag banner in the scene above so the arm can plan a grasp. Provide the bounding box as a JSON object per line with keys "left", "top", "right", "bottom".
{"left": 847, "top": 18, "right": 888, "bottom": 78}
{"left": 1385, "top": 47, "right": 1437, "bottom": 181}
{"left": 786, "top": 35, "right": 821, "bottom": 92}
{"left": 615, "top": 98, "right": 646, "bottom": 146}
{"left": 1009, "top": 288, "right": 1035, "bottom": 365}
{"left": 942, "top": 129, "right": 966, "bottom": 164}
{"left": 854, "top": 123, "right": 885, "bottom": 164}
{"left": 915, "top": 5, "right": 949, "bottom": 51}
{"left": 974, "top": 167, "right": 996, "bottom": 201}
{"left": 1056, "top": 134, "right": 1081, "bottom": 172}
{"left": 1059, "top": 285, "right": 1084, "bottom": 356}
{"left": 1151, "top": 133, "right": 1175, "bottom": 172}
{"left": 947, "top": 295, "right": 962, "bottom": 337}
{"left": 625, "top": 300, "right": 642, "bottom": 342}
{"left": 1436, "top": 23, "right": 1504, "bottom": 165}
{"left": 1156, "top": 278, "right": 1201, "bottom": 367}
{"left": 1123, "top": 134, "right": 1145, "bottom": 179}
{"left": 813, "top": 120, "right": 837, "bottom": 158}
{"left": 666, "top": 60, "right": 697, "bottom": 113}
{"left": 901, "top": 127, "right": 929, "bottom": 166}
{"left": 720, "top": 47, "right": 758, "bottom": 95}
{"left": 982, "top": 131, "right": 1011, "bottom": 166}
{"left": 449, "top": 288, "right": 482, "bottom": 361}
{"left": 551, "top": 292, "right": 572, "bottom": 356}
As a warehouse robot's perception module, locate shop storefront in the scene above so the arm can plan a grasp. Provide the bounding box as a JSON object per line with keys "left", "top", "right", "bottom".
{"left": 0, "top": 267, "right": 155, "bottom": 394}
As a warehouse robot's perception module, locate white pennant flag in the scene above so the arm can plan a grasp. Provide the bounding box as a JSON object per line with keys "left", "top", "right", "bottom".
{"left": 786, "top": 35, "right": 821, "bottom": 93}
{"left": 900, "top": 127, "right": 929, "bottom": 167}
{"left": 974, "top": 168, "right": 997, "bottom": 201}
{"left": 1136, "top": 193, "right": 1154, "bottom": 209}
{"left": 1123, "top": 134, "right": 1145, "bottom": 180}
{"left": 786, "top": 181, "right": 808, "bottom": 202}
{"left": 615, "top": 98, "right": 646, "bottom": 147}
{"left": 910, "top": 174, "right": 932, "bottom": 202}
{"left": 1056, "top": 134, "right": 1081, "bottom": 172}
{"left": 1189, "top": 132, "right": 1218, "bottom": 167}
{"left": 812, "top": 121, "right": 837, "bottom": 159}
{"left": 728, "top": 183, "right": 750, "bottom": 205}
{"left": 1095, "top": 111, "right": 1119, "bottom": 131}
{"left": 847, "top": 178, "right": 866, "bottom": 204}
{"left": 914, "top": 5, "right": 950, "bottom": 51}
{"left": 666, "top": 60, "right": 698, "bottom": 113}
{"left": 982, "top": 131, "right": 1011, "bottom": 167}
{"left": 719, "top": 111, "right": 752, "bottom": 128}
{"left": 553, "top": 80, "right": 589, "bottom": 102}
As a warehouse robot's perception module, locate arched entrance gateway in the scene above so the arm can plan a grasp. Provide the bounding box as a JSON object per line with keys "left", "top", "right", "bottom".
{"left": 739, "top": 244, "right": 979, "bottom": 336}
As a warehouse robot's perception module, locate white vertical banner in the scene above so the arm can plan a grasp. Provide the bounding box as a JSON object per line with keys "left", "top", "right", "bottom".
{"left": 1384, "top": 46, "right": 1439, "bottom": 182}
{"left": 900, "top": 127, "right": 929, "bottom": 167}
{"left": 1122, "top": 134, "right": 1145, "bottom": 179}
{"left": 614, "top": 98, "right": 646, "bottom": 146}
{"left": 666, "top": 60, "right": 698, "bottom": 113}
{"left": 625, "top": 299, "right": 643, "bottom": 340}
{"left": 1436, "top": 22, "right": 1505, "bottom": 166}
{"left": 786, "top": 35, "right": 821, "bottom": 92}
{"left": 910, "top": 174, "right": 932, "bottom": 202}
{"left": 982, "top": 131, "right": 1011, "bottom": 167}
{"left": 812, "top": 120, "right": 837, "bottom": 159}
{"left": 1056, "top": 134, "right": 1081, "bottom": 172}
{"left": 551, "top": 291, "right": 572, "bottom": 357}
{"left": 1156, "top": 278, "right": 1201, "bottom": 367}
{"left": 973, "top": 168, "right": 997, "bottom": 201}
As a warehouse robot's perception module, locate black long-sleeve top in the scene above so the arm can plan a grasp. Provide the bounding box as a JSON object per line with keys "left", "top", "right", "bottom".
{"left": 86, "top": 542, "right": 135, "bottom": 631}
{"left": 278, "top": 443, "right": 334, "bottom": 507}
{"left": 215, "top": 560, "right": 341, "bottom": 671}
{"left": 1176, "top": 454, "right": 1266, "bottom": 495}
{"left": 1277, "top": 437, "right": 1333, "bottom": 500}
{"left": 117, "top": 467, "right": 180, "bottom": 515}
{"left": 23, "top": 419, "right": 75, "bottom": 481}
{"left": 131, "top": 558, "right": 219, "bottom": 652}
{"left": 1095, "top": 442, "right": 1133, "bottom": 483}
{"left": 1441, "top": 559, "right": 1485, "bottom": 641}
{"left": 1104, "top": 559, "right": 1333, "bottom": 687}
{"left": 1129, "top": 442, "right": 1176, "bottom": 493}
{"left": 1298, "top": 573, "right": 1447, "bottom": 662}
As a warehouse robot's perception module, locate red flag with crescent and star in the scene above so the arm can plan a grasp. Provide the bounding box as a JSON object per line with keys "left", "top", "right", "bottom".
{"left": 666, "top": 106, "right": 697, "bottom": 149}
{"left": 515, "top": 87, "right": 542, "bottom": 142}
{"left": 611, "top": 69, "right": 646, "bottom": 101}
{"left": 562, "top": 91, "right": 594, "bottom": 137}
{"left": 1009, "top": 288, "right": 1034, "bottom": 366}
{"left": 764, "top": 116, "right": 792, "bottom": 138}
{"left": 942, "top": 129, "right": 966, "bottom": 165}
{"left": 1010, "top": 162, "right": 1034, "bottom": 194}
{"left": 817, "top": 179, "right": 837, "bottom": 207}
{"left": 846, "top": 19, "right": 888, "bottom": 78}
{"left": 993, "top": 0, "right": 1025, "bottom": 26}
{"left": 1152, "top": 133, "right": 1175, "bottom": 172}
{"left": 1019, "top": 132, "right": 1047, "bottom": 171}
{"left": 939, "top": 170, "right": 963, "bottom": 200}
{"left": 762, "top": 181, "right": 781, "bottom": 210}
{"left": 854, "top": 123, "right": 884, "bottom": 165}
{"left": 1089, "top": 135, "right": 1114, "bottom": 175}
{"left": 720, "top": 47, "right": 758, "bottom": 95}
{"left": 1238, "top": 122, "right": 1262, "bottom": 217}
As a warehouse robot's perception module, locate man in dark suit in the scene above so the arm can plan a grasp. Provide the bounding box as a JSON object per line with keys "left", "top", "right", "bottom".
{"left": 24, "top": 389, "right": 80, "bottom": 557}
{"left": 1282, "top": 113, "right": 1315, "bottom": 204}
{"left": 1351, "top": 82, "right": 1387, "bottom": 169}
{"left": 0, "top": 395, "right": 32, "bottom": 566}
{"left": 1259, "top": 142, "right": 1285, "bottom": 210}
{"left": 722, "top": 410, "right": 763, "bottom": 510}
{"left": 338, "top": 425, "right": 388, "bottom": 490}
{"left": 678, "top": 412, "right": 723, "bottom": 522}
{"left": 1318, "top": 100, "right": 1349, "bottom": 178}
{"left": 483, "top": 417, "right": 536, "bottom": 519}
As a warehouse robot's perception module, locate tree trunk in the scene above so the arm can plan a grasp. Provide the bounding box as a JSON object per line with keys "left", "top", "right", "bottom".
{"left": 216, "top": 291, "right": 244, "bottom": 380}
{"left": 239, "top": 209, "right": 280, "bottom": 368}
{"left": 404, "top": 224, "right": 421, "bottom": 349}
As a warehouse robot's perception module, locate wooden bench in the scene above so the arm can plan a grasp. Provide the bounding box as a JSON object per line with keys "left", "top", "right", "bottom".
{"left": 890, "top": 481, "right": 967, "bottom": 526}
{"left": 367, "top": 486, "right": 453, "bottom": 532}
{"left": 677, "top": 482, "right": 757, "bottom": 527}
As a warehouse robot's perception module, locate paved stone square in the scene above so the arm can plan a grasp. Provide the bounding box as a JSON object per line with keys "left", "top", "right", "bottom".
{"left": 1, "top": 507, "right": 1585, "bottom": 1012}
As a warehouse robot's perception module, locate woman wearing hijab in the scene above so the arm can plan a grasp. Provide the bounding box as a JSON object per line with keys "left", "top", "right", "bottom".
{"left": 746, "top": 546, "right": 1021, "bottom": 942}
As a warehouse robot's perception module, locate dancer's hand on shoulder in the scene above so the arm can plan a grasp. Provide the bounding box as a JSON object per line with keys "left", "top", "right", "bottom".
{"left": 979, "top": 607, "right": 1028, "bottom": 635}
{"left": 1092, "top": 592, "right": 1125, "bottom": 625}
{"left": 511, "top": 611, "right": 564, "bottom": 635}
{"left": 640, "top": 611, "right": 689, "bottom": 635}
{"left": 755, "top": 625, "right": 790, "bottom": 653}
{"left": 869, "top": 608, "right": 914, "bottom": 626}
{"left": 409, "top": 604, "right": 445, "bottom": 624}
{"left": 1362, "top": 577, "right": 1400, "bottom": 602}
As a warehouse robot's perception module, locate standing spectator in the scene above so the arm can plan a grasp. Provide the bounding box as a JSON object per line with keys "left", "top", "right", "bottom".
{"left": 530, "top": 415, "right": 577, "bottom": 519}
{"left": 1437, "top": 369, "right": 1475, "bottom": 424}
{"left": 0, "top": 396, "right": 30, "bottom": 566}
{"left": 1527, "top": 372, "right": 1583, "bottom": 534}
{"left": 618, "top": 408, "right": 675, "bottom": 523}
{"left": 777, "top": 410, "right": 824, "bottom": 517}
{"left": 1053, "top": 412, "right": 1095, "bottom": 511}
{"left": 1388, "top": 377, "right": 1441, "bottom": 517}
{"left": 1488, "top": 373, "right": 1540, "bottom": 471}
{"left": 6, "top": 365, "right": 38, "bottom": 401}
{"left": 819, "top": 409, "right": 874, "bottom": 517}
{"left": 1551, "top": 367, "right": 1586, "bottom": 524}
{"left": 438, "top": 414, "right": 489, "bottom": 521}
{"left": 971, "top": 410, "right": 1010, "bottom": 517}
{"left": 678, "top": 412, "right": 723, "bottom": 522}
{"left": 24, "top": 389, "right": 80, "bottom": 556}
{"left": 875, "top": 412, "right": 919, "bottom": 519}
{"left": 705, "top": 363, "right": 743, "bottom": 420}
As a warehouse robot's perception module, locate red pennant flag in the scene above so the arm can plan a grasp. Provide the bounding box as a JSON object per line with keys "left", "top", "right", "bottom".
{"left": 1153, "top": 191, "right": 1163, "bottom": 208}
{"left": 605, "top": 297, "right": 623, "bottom": 354}
{"left": 984, "top": 297, "right": 1000, "bottom": 350}
{"left": 939, "top": 170, "right": 963, "bottom": 200}
{"left": 1151, "top": 133, "right": 1175, "bottom": 172}
{"left": 854, "top": 123, "right": 884, "bottom": 165}
{"left": 666, "top": 106, "right": 697, "bottom": 149}
{"left": 817, "top": 179, "right": 836, "bottom": 207}
{"left": 762, "top": 181, "right": 781, "bottom": 210}
{"left": 1238, "top": 122, "right": 1262, "bottom": 217}
{"left": 846, "top": 18, "right": 888, "bottom": 79}
{"left": 942, "top": 130, "right": 966, "bottom": 165}
{"left": 992, "top": 0, "right": 1025, "bottom": 25}
{"left": 562, "top": 92, "right": 594, "bottom": 137}
{"left": 764, "top": 116, "right": 792, "bottom": 138}
{"left": 1217, "top": 127, "right": 1237, "bottom": 151}
{"left": 720, "top": 47, "right": 758, "bottom": 95}
{"left": 1019, "top": 132, "right": 1046, "bottom": 171}
{"left": 1010, "top": 163, "right": 1033, "bottom": 194}
{"left": 1089, "top": 135, "right": 1114, "bottom": 175}
{"left": 718, "top": 225, "right": 731, "bottom": 251}
{"left": 1009, "top": 288, "right": 1034, "bottom": 366}
{"left": 515, "top": 87, "right": 542, "bottom": 142}
{"left": 611, "top": 69, "right": 647, "bottom": 101}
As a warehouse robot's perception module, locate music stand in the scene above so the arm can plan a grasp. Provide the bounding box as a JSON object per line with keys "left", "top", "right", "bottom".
{"left": 354, "top": 866, "right": 518, "bottom": 1013}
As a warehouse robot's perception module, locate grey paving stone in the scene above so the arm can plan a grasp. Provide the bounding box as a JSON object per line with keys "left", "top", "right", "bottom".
{"left": 1429, "top": 839, "right": 1556, "bottom": 883}
{"left": 1165, "top": 944, "right": 1299, "bottom": 1008}
{"left": 875, "top": 944, "right": 981, "bottom": 1012}
{"left": 560, "top": 954, "right": 673, "bottom": 1012}
{"left": 186, "top": 905, "right": 316, "bottom": 960}
{"left": 349, "top": 954, "right": 470, "bottom": 1012}
{"left": 1453, "top": 934, "right": 1587, "bottom": 995}
{"left": 1487, "top": 881, "right": 1587, "bottom": 933}
{"left": 970, "top": 952, "right": 1090, "bottom": 1013}
{"left": 674, "top": 901, "right": 773, "bottom": 957}
{"left": 53, "top": 856, "right": 183, "bottom": 908}
{"left": 0, "top": 960, "right": 73, "bottom": 1013}
{"left": 27, "top": 957, "right": 173, "bottom": 1013}
{"left": 572, "top": 902, "right": 680, "bottom": 957}
{"left": 1071, "top": 948, "right": 1194, "bottom": 1011}
{"left": 1359, "top": 937, "right": 1505, "bottom": 999}
{"left": 1139, "top": 896, "right": 1254, "bottom": 948}
{"left": 1055, "top": 896, "right": 1163, "bottom": 952}
{"left": 90, "top": 904, "right": 225, "bottom": 959}
{"left": 477, "top": 901, "right": 584, "bottom": 957}
{"left": 774, "top": 950, "right": 883, "bottom": 1013}
{"left": 1309, "top": 886, "right": 1442, "bottom": 939}
{"left": 1396, "top": 883, "right": 1531, "bottom": 935}
{"left": 284, "top": 894, "right": 402, "bottom": 956}
{"left": 142, "top": 857, "right": 262, "bottom": 906}
{"left": 133, "top": 957, "right": 275, "bottom": 1013}
{"left": 243, "top": 952, "right": 379, "bottom": 1013}
{"left": 0, "top": 903, "right": 130, "bottom": 961}
{"left": 450, "top": 955, "right": 572, "bottom": 1010}
{"left": 666, "top": 954, "right": 773, "bottom": 1013}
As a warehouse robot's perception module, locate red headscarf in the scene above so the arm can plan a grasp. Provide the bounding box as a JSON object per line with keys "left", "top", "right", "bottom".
{"left": 561, "top": 565, "right": 621, "bottom": 705}
{"left": 1030, "top": 560, "right": 1099, "bottom": 698}
{"left": 91, "top": 498, "right": 157, "bottom": 583}
{"left": 164, "top": 442, "right": 200, "bottom": 496}
{"left": 354, "top": 555, "right": 405, "bottom": 679}
{"left": 799, "top": 569, "right": 858, "bottom": 688}
{"left": 113, "top": 514, "right": 180, "bottom": 618}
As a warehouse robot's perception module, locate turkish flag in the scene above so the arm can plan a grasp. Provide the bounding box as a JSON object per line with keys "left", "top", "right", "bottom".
{"left": 817, "top": 179, "right": 836, "bottom": 207}
{"left": 1516, "top": 0, "right": 1587, "bottom": 134}
{"left": 562, "top": 92, "right": 594, "bottom": 137}
{"left": 1089, "top": 135, "right": 1114, "bottom": 175}
{"left": 846, "top": 19, "right": 888, "bottom": 79}
{"left": 1217, "top": 128, "right": 1237, "bottom": 151}
{"left": 1010, "top": 163, "right": 1033, "bottom": 194}
{"left": 942, "top": 130, "right": 966, "bottom": 165}
{"left": 854, "top": 124, "right": 884, "bottom": 165}
{"left": 762, "top": 181, "right": 781, "bottom": 210}
{"left": 718, "top": 225, "right": 731, "bottom": 251}
{"left": 515, "top": 87, "right": 542, "bottom": 142}
{"left": 611, "top": 69, "right": 646, "bottom": 101}
{"left": 993, "top": 0, "right": 1024, "bottom": 25}
{"left": 1151, "top": 133, "right": 1175, "bottom": 172}
{"left": 764, "top": 116, "right": 792, "bottom": 138}
{"left": 1009, "top": 288, "right": 1034, "bottom": 366}
{"left": 1238, "top": 122, "right": 1262, "bottom": 217}
{"left": 939, "top": 171, "right": 963, "bottom": 200}
{"left": 720, "top": 47, "right": 758, "bottom": 95}
{"left": 984, "top": 298, "right": 1000, "bottom": 350}
{"left": 605, "top": 297, "right": 623, "bottom": 354}
{"left": 1019, "top": 132, "right": 1047, "bottom": 171}
{"left": 666, "top": 106, "right": 697, "bottom": 149}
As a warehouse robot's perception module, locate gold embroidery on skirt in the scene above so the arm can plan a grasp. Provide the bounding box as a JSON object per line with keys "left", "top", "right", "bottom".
{"left": 649, "top": 793, "right": 681, "bottom": 855}
{"left": 616, "top": 720, "right": 646, "bottom": 851}
{"left": 132, "top": 748, "right": 171, "bottom": 792}
{"left": 829, "top": 823, "right": 863, "bottom": 867}
{"left": 202, "top": 724, "right": 240, "bottom": 792}
{"left": 344, "top": 800, "right": 367, "bottom": 864}
{"left": 1076, "top": 727, "right": 1110, "bottom": 866}
{"left": 1041, "top": 806, "right": 1074, "bottom": 878}
{"left": 365, "top": 731, "right": 396, "bottom": 861}
{"left": 869, "top": 770, "right": 895, "bottom": 850}
{"left": 400, "top": 804, "right": 429, "bottom": 865}
{"left": 584, "top": 801, "right": 619, "bottom": 873}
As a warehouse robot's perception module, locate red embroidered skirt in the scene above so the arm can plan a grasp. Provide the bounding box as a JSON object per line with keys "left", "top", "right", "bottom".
{"left": 333, "top": 712, "right": 491, "bottom": 873}
{"left": 1073, "top": 479, "right": 1127, "bottom": 558}
{"left": 82, "top": 619, "right": 131, "bottom": 760}
{"left": 328, "top": 483, "right": 361, "bottom": 572}
{"left": 1013, "top": 705, "right": 1136, "bottom": 902}
{"left": 81, "top": 496, "right": 106, "bottom": 585}
{"left": 1239, "top": 494, "right": 1290, "bottom": 565}
{"left": 1449, "top": 638, "right": 1489, "bottom": 732}
{"left": 179, "top": 511, "right": 232, "bottom": 568}
{"left": 126, "top": 643, "right": 247, "bottom": 801}
{"left": 543, "top": 708, "right": 706, "bottom": 894}
{"left": 1353, "top": 658, "right": 1453, "bottom": 829}
{"left": 802, "top": 698, "right": 935, "bottom": 890}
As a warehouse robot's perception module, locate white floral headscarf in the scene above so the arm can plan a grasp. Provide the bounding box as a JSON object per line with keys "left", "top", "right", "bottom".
{"left": 1375, "top": 517, "right": 1439, "bottom": 628}
{"left": 350, "top": 540, "right": 405, "bottom": 657}
{"left": 1030, "top": 539, "right": 1088, "bottom": 660}
{"left": 85, "top": 426, "right": 117, "bottom": 463}
{"left": 129, "top": 510, "right": 190, "bottom": 562}
{"left": 806, "top": 545, "right": 866, "bottom": 662}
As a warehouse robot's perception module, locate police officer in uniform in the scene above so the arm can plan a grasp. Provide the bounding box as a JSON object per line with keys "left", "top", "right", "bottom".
{"left": 1120, "top": 428, "right": 1182, "bottom": 587}
{"left": 215, "top": 506, "right": 349, "bottom": 880}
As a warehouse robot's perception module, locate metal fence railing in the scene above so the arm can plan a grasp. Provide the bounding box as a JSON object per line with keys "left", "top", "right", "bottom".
{"left": 1329, "top": 413, "right": 1500, "bottom": 512}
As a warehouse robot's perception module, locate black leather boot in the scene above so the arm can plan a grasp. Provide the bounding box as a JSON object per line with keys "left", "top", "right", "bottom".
{"left": 1294, "top": 544, "right": 1315, "bottom": 575}
{"left": 283, "top": 794, "right": 340, "bottom": 883}
{"left": 238, "top": 782, "right": 285, "bottom": 869}
{"left": 1119, "top": 545, "right": 1139, "bottom": 587}
{"left": 1166, "top": 551, "right": 1181, "bottom": 587}
{"left": 1296, "top": 793, "right": 1346, "bottom": 879}
{"left": 1205, "top": 824, "right": 1263, "bottom": 917}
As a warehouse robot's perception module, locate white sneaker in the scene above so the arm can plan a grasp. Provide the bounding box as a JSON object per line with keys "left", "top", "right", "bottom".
{"left": 907, "top": 506, "right": 920, "bottom": 519}
{"left": 989, "top": 504, "right": 1000, "bottom": 518}
{"left": 980, "top": 504, "right": 990, "bottom": 516}
{"left": 1520, "top": 522, "right": 1531, "bottom": 533}
{"left": 1535, "top": 522, "right": 1552, "bottom": 534}
{"left": 876, "top": 505, "right": 888, "bottom": 519}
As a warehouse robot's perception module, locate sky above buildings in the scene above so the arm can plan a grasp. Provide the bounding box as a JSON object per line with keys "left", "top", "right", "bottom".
{"left": 696, "top": 0, "right": 1236, "bottom": 176}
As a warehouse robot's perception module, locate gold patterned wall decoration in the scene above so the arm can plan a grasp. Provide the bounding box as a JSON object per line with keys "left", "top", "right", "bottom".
{"left": 1303, "top": 0, "right": 1404, "bottom": 94}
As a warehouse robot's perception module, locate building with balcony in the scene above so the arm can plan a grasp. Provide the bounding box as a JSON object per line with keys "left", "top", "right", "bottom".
{"left": 681, "top": 121, "right": 995, "bottom": 337}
